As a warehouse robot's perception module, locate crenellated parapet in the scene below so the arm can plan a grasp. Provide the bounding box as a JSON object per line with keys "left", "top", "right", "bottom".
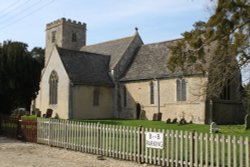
{"left": 45, "top": 18, "right": 87, "bottom": 65}
{"left": 46, "top": 18, "right": 86, "bottom": 30}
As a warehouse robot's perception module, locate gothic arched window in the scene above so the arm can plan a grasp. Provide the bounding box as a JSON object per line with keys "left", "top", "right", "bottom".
{"left": 49, "top": 71, "right": 58, "bottom": 104}
{"left": 220, "top": 79, "right": 230, "bottom": 100}
{"left": 177, "top": 78, "right": 187, "bottom": 101}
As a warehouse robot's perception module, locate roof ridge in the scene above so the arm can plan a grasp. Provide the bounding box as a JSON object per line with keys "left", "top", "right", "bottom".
{"left": 144, "top": 38, "right": 182, "bottom": 46}
{"left": 83, "top": 35, "right": 135, "bottom": 48}
{"left": 57, "top": 46, "right": 111, "bottom": 58}
{"left": 111, "top": 33, "right": 140, "bottom": 68}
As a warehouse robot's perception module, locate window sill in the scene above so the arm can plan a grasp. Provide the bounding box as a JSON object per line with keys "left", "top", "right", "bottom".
{"left": 49, "top": 104, "right": 58, "bottom": 108}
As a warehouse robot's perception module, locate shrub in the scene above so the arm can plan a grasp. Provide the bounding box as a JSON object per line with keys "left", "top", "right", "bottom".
{"left": 21, "top": 115, "right": 37, "bottom": 121}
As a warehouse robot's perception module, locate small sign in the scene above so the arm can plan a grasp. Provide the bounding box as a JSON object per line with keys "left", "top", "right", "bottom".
{"left": 145, "top": 132, "right": 164, "bottom": 149}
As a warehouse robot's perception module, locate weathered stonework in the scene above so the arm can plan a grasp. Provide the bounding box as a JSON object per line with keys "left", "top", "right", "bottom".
{"left": 121, "top": 76, "right": 207, "bottom": 124}
{"left": 36, "top": 47, "right": 70, "bottom": 119}
{"left": 45, "top": 18, "right": 86, "bottom": 65}
{"left": 71, "top": 85, "right": 113, "bottom": 119}
{"left": 34, "top": 18, "right": 244, "bottom": 124}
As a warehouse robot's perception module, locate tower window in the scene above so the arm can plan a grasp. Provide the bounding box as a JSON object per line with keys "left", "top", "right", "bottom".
{"left": 150, "top": 81, "right": 154, "bottom": 104}
{"left": 220, "top": 80, "right": 230, "bottom": 100}
{"left": 177, "top": 78, "right": 187, "bottom": 101}
{"left": 72, "top": 32, "right": 77, "bottom": 42}
{"left": 93, "top": 88, "right": 100, "bottom": 106}
{"left": 51, "top": 31, "right": 56, "bottom": 43}
{"left": 49, "top": 71, "right": 58, "bottom": 104}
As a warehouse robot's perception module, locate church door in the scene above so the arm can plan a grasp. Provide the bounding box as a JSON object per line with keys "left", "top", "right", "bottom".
{"left": 136, "top": 103, "right": 141, "bottom": 120}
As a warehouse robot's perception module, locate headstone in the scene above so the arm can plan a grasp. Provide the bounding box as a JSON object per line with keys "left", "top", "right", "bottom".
{"left": 210, "top": 122, "right": 219, "bottom": 133}
{"left": 45, "top": 109, "right": 53, "bottom": 118}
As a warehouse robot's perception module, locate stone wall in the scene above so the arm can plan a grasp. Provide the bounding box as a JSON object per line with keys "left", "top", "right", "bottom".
{"left": 45, "top": 18, "right": 86, "bottom": 65}
{"left": 209, "top": 101, "right": 244, "bottom": 124}
{"left": 36, "top": 47, "right": 70, "bottom": 119}
{"left": 121, "top": 76, "right": 208, "bottom": 124}
{"left": 71, "top": 85, "right": 113, "bottom": 119}
{"left": 205, "top": 73, "right": 244, "bottom": 124}
{"left": 113, "top": 33, "right": 143, "bottom": 117}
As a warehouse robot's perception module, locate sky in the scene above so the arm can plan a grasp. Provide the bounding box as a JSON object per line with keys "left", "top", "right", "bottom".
{"left": 0, "top": 0, "right": 248, "bottom": 82}
{"left": 0, "top": 0, "right": 212, "bottom": 49}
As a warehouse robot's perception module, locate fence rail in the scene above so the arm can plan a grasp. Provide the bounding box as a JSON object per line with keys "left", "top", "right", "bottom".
{"left": 37, "top": 118, "right": 249, "bottom": 167}
{"left": 1, "top": 118, "right": 19, "bottom": 138}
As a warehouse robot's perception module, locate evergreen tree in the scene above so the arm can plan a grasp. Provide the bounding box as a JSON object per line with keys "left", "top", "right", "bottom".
{"left": 167, "top": 0, "right": 250, "bottom": 98}
{"left": 0, "top": 41, "right": 43, "bottom": 115}
{"left": 31, "top": 47, "right": 45, "bottom": 69}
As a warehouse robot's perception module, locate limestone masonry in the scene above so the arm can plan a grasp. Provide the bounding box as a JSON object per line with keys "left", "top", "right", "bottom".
{"left": 33, "top": 18, "right": 245, "bottom": 124}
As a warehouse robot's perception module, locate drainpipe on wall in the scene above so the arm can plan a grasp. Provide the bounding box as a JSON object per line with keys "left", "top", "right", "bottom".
{"left": 157, "top": 79, "right": 161, "bottom": 114}
{"left": 108, "top": 70, "right": 117, "bottom": 118}
{"left": 209, "top": 99, "right": 213, "bottom": 123}
{"left": 68, "top": 82, "right": 74, "bottom": 119}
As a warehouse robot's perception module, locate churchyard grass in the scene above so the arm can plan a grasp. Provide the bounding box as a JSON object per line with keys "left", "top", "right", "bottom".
{"left": 75, "top": 119, "right": 250, "bottom": 138}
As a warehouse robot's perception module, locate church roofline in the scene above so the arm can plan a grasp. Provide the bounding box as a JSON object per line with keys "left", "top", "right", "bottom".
{"left": 84, "top": 35, "right": 136, "bottom": 48}
{"left": 56, "top": 46, "right": 111, "bottom": 58}
{"left": 57, "top": 47, "right": 114, "bottom": 86}
{"left": 120, "top": 73, "right": 206, "bottom": 82}
{"left": 143, "top": 38, "right": 183, "bottom": 46}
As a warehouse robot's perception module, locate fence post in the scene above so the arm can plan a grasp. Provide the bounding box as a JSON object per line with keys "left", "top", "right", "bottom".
{"left": 97, "top": 122, "right": 100, "bottom": 155}
{"left": 48, "top": 119, "right": 52, "bottom": 146}
{"left": 245, "top": 137, "right": 249, "bottom": 167}
{"left": 138, "top": 125, "right": 142, "bottom": 164}
{"left": 191, "top": 130, "right": 195, "bottom": 165}
{"left": 64, "top": 120, "right": 68, "bottom": 149}
{"left": 17, "top": 119, "right": 23, "bottom": 140}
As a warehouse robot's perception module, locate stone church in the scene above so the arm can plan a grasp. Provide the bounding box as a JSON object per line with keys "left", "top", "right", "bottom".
{"left": 34, "top": 18, "right": 244, "bottom": 124}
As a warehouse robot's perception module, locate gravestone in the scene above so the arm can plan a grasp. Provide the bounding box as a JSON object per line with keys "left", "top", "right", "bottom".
{"left": 45, "top": 109, "right": 53, "bottom": 118}
{"left": 210, "top": 122, "right": 219, "bottom": 133}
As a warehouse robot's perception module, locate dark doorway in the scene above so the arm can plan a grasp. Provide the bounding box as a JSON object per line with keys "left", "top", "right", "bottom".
{"left": 136, "top": 103, "right": 141, "bottom": 120}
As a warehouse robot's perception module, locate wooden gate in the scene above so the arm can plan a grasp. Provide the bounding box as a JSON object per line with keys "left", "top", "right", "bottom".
{"left": 1, "top": 117, "right": 37, "bottom": 143}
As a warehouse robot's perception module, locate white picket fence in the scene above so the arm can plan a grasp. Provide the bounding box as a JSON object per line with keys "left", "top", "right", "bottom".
{"left": 37, "top": 118, "right": 249, "bottom": 167}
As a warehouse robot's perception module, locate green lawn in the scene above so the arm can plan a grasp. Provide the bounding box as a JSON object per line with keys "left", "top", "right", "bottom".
{"left": 76, "top": 119, "right": 250, "bottom": 137}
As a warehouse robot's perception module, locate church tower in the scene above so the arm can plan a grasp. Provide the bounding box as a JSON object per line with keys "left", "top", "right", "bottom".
{"left": 45, "top": 18, "right": 86, "bottom": 65}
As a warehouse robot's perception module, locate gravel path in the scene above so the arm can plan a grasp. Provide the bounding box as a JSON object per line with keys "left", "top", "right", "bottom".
{"left": 0, "top": 136, "right": 157, "bottom": 167}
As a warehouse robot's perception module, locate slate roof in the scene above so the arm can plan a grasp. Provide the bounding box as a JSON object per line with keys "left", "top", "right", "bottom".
{"left": 121, "top": 40, "right": 183, "bottom": 81}
{"left": 57, "top": 47, "right": 114, "bottom": 86}
{"left": 81, "top": 35, "right": 135, "bottom": 69}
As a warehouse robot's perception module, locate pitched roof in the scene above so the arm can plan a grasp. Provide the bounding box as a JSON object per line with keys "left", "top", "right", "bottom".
{"left": 57, "top": 47, "right": 114, "bottom": 86}
{"left": 121, "top": 40, "right": 182, "bottom": 81}
{"left": 81, "top": 35, "right": 135, "bottom": 69}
